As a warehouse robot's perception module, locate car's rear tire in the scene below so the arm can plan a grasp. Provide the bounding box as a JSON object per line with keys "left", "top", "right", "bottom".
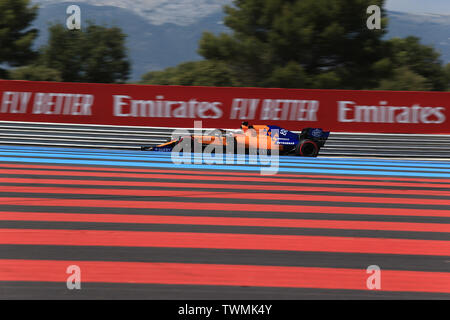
{"left": 296, "top": 139, "right": 319, "bottom": 157}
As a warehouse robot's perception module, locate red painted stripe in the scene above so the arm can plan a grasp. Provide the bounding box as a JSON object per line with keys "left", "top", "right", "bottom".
{"left": 1, "top": 162, "right": 450, "bottom": 183}
{"left": 0, "top": 229, "right": 449, "bottom": 256}
{"left": 1, "top": 168, "right": 449, "bottom": 188}
{"left": 0, "top": 197, "right": 449, "bottom": 217}
{"left": 1, "top": 177, "right": 450, "bottom": 196}
{"left": 2, "top": 186, "right": 449, "bottom": 206}
{"left": 0, "top": 211, "right": 448, "bottom": 232}
{"left": 0, "top": 259, "right": 449, "bottom": 293}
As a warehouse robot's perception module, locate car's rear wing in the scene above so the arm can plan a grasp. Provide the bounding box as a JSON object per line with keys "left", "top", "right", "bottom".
{"left": 299, "top": 128, "right": 330, "bottom": 147}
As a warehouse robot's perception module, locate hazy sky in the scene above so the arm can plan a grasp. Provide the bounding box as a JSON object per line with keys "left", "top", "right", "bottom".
{"left": 385, "top": 0, "right": 450, "bottom": 15}
{"left": 34, "top": 1, "right": 450, "bottom": 16}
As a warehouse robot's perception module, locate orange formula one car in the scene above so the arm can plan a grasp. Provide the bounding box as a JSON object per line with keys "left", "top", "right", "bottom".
{"left": 141, "top": 122, "right": 330, "bottom": 157}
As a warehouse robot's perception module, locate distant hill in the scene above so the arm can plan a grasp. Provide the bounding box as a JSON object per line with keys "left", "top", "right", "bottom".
{"left": 31, "top": 2, "right": 450, "bottom": 81}
{"left": 386, "top": 11, "right": 450, "bottom": 63}
{"left": 32, "top": 2, "right": 229, "bottom": 81}
{"left": 33, "top": 0, "right": 233, "bottom": 26}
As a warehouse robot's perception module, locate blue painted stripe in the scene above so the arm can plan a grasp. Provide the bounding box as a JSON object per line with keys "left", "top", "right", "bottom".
{"left": 1, "top": 145, "right": 449, "bottom": 169}
{"left": 0, "top": 150, "right": 449, "bottom": 173}
{"left": 1, "top": 145, "right": 450, "bottom": 178}
{"left": 1, "top": 155, "right": 450, "bottom": 178}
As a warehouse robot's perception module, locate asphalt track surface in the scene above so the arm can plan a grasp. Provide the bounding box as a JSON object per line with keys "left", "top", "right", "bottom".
{"left": 0, "top": 145, "right": 449, "bottom": 299}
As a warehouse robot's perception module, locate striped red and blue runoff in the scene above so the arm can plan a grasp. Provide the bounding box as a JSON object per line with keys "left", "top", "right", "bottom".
{"left": 0, "top": 145, "right": 449, "bottom": 299}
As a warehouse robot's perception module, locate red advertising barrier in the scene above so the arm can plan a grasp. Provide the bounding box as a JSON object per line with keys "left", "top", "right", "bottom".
{"left": 1, "top": 80, "right": 450, "bottom": 133}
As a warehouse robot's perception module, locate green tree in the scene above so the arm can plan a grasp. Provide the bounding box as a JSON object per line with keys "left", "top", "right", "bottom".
{"left": 140, "top": 60, "right": 240, "bottom": 87}
{"left": 0, "top": 0, "right": 39, "bottom": 76}
{"left": 444, "top": 63, "right": 450, "bottom": 91}
{"left": 376, "top": 66, "right": 431, "bottom": 91}
{"left": 376, "top": 37, "right": 446, "bottom": 91}
{"left": 197, "top": 0, "right": 388, "bottom": 89}
{"left": 142, "top": 1, "right": 450, "bottom": 91}
{"left": 39, "top": 24, "right": 130, "bottom": 83}
{"left": 9, "top": 65, "right": 62, "bottom": 82}
{"left": 264, "top": 61, "right": 308, "bottom": 88}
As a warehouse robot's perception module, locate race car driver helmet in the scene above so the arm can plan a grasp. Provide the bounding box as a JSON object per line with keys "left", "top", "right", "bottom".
{"left": 240, "top": 121, "right": 254, "bottom": 131}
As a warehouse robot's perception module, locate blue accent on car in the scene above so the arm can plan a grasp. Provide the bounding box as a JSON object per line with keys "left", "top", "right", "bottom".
{"left": 153, "top": 147, "right": 174, "bottom": 152}
{"left": 266, "top": 125, "right": 299, "bottom": 146}
{"left": 308, "top": 128, "right": 330, "bottom": 139}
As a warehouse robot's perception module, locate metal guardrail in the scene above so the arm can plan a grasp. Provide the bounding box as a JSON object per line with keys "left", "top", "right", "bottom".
{"left": 0, "top": 121, "right": 449, "bottom": 158}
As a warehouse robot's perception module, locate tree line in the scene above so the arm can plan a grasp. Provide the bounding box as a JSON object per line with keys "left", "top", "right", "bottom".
{"left": 0, "top": 0, "right": 129, "bottom": 83}
{"left": 140, "top": 0, "right": 450, "bottom": 92}
{"left": 2, "top": 0, "right": 450, "bottom": 91}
